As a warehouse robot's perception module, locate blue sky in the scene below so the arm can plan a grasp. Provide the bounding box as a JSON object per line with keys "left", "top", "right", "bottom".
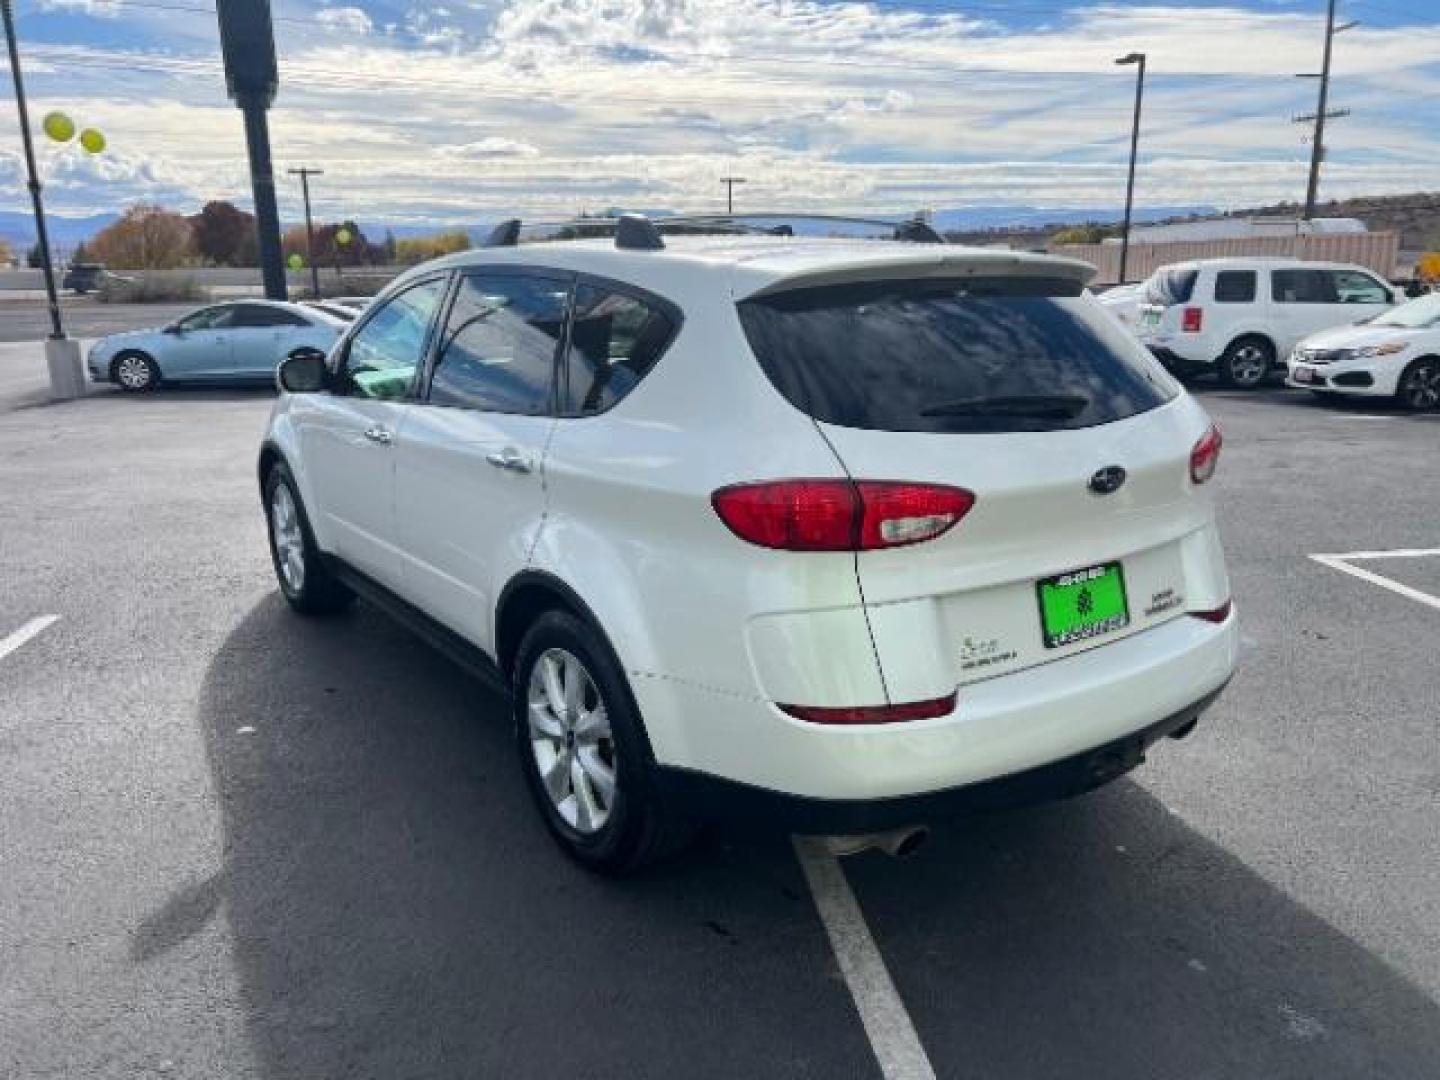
{"left": 2, "top": 0, "right": 1438, "bottom": 228}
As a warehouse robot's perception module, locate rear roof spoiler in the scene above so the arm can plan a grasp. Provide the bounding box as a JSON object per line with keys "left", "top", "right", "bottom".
{"left": 735, "top": 251, "right": 1096, "bottom": 301}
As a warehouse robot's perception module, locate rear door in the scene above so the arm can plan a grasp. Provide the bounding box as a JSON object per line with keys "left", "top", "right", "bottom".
{"left": 226, "top": 303, "right": 303, "bottom": 378}
{"left": 737, "top": 275, "right": 1218, "bottom": 701}
{"left": 392, "top": 269, "right": 568, "bottom": 649}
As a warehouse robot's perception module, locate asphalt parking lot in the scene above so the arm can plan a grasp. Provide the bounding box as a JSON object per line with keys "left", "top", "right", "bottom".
{"left": 2, "top": 337, "right": 1439, "bottom": 1078}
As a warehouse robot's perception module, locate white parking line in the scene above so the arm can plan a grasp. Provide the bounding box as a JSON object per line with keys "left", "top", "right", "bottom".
{"left": 0, "top": 614, "right": 60, "bottom": 663}
{"left": 793, "top": 837, "right": 937, "bottom": 1080}
{"left": 1310, "top": 552, "right": 1440, "bottom": 612}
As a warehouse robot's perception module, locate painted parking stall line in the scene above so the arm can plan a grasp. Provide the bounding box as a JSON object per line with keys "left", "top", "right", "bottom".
{"left": 793, "top": 837, "right": 937, "bottom": 1080}
{"left": 0, "top": 614, "right": 60, "bottom": 663}
{"left": 1310, "top": 549, "right": 1440, "bottom": 612}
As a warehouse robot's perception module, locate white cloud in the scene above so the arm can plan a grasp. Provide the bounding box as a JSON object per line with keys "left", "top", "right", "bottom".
{"left": 437, "top": 137, "right": 542, "bottom": 158}
{"left": 316, "top": 6, "right": 374, "bottom": 34}
{"left": 34, "top": 0, "right": 121, "bottom": 15}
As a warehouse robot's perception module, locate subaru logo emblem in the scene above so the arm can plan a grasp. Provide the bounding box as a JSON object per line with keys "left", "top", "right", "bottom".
{"left": 1088, "top": 466, "right": 1127, "bottom": 495}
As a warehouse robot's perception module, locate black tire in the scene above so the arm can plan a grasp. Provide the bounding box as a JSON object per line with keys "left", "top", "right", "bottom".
{"left": 1218, "top": 336, "right": 1274, "bottom": 389}
{"left": 1395, "top": 357, "right": 1440, "bottom": 411}
{"left": 513, "top": 610, "right": 694, "bottom": 874}
{"left": 262, "top": 462, "right": 355, "bottom": 615}
{"left": 111, "top": 350, "right": 160, "bottom": 392}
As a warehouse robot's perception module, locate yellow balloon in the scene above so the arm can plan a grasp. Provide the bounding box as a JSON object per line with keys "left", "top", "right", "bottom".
{"left": 287, "top": 253, "right": 305, "bottom": 270}
{"left": 42, "top": 111, "right": 75, "bottom": 143}
{"left": 335, "top": 227, "right": 353, "bottom": 245}
{"left": 79, "top": 128, "right": 106, "bottom": 154}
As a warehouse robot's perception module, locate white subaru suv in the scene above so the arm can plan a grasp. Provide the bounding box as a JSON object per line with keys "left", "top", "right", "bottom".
{"left": 259, "top": 216, "right": 1238, "bottom": 873}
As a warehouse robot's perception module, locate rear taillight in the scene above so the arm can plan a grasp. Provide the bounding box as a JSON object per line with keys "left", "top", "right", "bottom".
{"left": 711, "top": 480, "right": 975, "bottom": 551}
{"left": 1190, "top": 599, "right": 1232, "bottom": 623}
{"left": 1190, "top": 424, "right": 1222, "bottom": 484}
{"left": 779, "top": 692, "right": 958, "bottom": 725}
{"left": 1181, "top": 306, "right": 1203, "bottom": 333}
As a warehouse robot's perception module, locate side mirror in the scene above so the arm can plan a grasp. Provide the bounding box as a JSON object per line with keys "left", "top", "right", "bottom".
{"left": 277, "top": 350, "right": 328, "bottom": 394}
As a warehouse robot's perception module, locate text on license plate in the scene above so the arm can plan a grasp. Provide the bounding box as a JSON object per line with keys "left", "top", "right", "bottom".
{"left": 1036, "top": 563, "right": 1130, "bottom": 649}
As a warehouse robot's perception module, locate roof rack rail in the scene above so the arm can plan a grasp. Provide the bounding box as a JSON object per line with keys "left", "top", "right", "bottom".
{"left": 480, "top": 211, "right": 946, "bottom": 249}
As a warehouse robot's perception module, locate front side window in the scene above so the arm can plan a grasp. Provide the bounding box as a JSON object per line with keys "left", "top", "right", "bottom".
{"left": 1332, "top": 270, "right": 1390, "bottom": 305}
{"left": 1272, "top": 268, "right": 1337, "bottom": 304}
{"left": 426, "top": 273, "right": 568, "bottom": 414}
{"left": 342, "top": 277, "right": 448, "bottom": 401}
{"left": 176, "top": 306, "right": 236, "bottom": 331}
{"left": 1213, "top": 270, "right": 1256, "bottom": 304}
{"left": 561, "top": 284, "right": 676, "bottom": 414}
{"left": 738, "top": 277, "right": 1176, "bottom": 434}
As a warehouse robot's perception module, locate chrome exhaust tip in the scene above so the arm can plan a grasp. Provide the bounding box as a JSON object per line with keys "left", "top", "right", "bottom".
{"left": 818, "top": 825, "right": 930, "bottom": 859}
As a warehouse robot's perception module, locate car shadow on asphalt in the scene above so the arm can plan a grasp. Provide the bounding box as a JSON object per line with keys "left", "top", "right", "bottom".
{"left": 190, "top": 595, "right": 1440, "bottom": 1079}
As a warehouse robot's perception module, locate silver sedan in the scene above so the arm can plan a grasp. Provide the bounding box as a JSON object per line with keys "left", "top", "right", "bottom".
{"left": 87, "top": 301, "right": 345, "bottom": 392}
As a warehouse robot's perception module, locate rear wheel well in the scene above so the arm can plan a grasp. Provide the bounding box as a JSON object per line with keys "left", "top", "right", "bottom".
{"left": 1220, "top": 333, "right": 1275, "bottom": 360}
{"left": 495, "top": 575, "right": 602, "bottom": 680}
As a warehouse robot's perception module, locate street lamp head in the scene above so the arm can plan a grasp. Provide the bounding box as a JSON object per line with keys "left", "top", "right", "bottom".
{"left": 1115, "top": 52, "right": 1145, "bottom": 65}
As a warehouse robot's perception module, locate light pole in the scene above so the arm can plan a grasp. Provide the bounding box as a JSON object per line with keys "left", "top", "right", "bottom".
{"left": 1115, "top": 51, "right": 1146, "bottom": 286}
{"left": 288, "top": 166, "right": 323, "bottom": 298}
{"left": 1, "top": 0, "right": 84, "bottom": 398}
{"left": 721, "top": 175, "right": 746, "bottom": 215}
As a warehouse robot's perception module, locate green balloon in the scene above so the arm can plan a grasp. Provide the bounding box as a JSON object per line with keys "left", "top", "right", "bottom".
{"left": 42, "top": 111, "right": 75, "bottom": 142}
{"left": 287, "top": 253, "right": 304, "bottom": 270}
{"left": 335, "top": 227, "right": 353, "bottom": 245}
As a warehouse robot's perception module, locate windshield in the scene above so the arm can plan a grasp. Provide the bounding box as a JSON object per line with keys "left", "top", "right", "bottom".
{"left": 1370, "top": 292, "right": 1440, "bottom": 329}
{"left": 737, "top": 277, "right": 1176, "bottom": 434}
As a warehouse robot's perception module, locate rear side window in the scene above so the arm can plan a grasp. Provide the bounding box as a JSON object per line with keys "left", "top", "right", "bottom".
{"left": 427, "top": 273, "right": 568, "bottom": 414}
{"left": 1144, "top": 266, "right": 1197, "bottom": 306}
{"left": 1213, "top": 270, "right": 1256, "bottom": 303}
{"left": 737, "top": 278, "right": 1176, "bottom": 434}
{"left": 1272, "top": 268, "right": 1337, "bottom": 304}
{"left": 561, "top": 284, "right": 676, "bottom": 415}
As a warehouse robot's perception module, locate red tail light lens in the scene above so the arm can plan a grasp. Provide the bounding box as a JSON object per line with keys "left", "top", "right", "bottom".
{"left": 779, "top": 692, "right": 958, "bottom": 725}
{"left": 1190, "top": 599, "right": 1232, "bottom": 623}
{"left": 1181, "top": 306, "right": 1203, "bottom": 332}
{"left": 1190, "top": 424, "right": 1223, "bottom": 484}
{"left": 712, "top": 480, "right": 975, "bottom": 551}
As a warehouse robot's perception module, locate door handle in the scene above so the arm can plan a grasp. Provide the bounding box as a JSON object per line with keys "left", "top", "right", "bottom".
{"left": 485, "top": 447, "right": 532, "bottom": 473}
{"left": 363, "top": 425, "right": 393, "bottom": 446}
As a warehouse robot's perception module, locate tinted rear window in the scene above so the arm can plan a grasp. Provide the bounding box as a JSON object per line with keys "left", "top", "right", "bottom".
{"left": 1213, "top": 270, "right": 1256, "bottom": 303}
{"left": 737, "top": 277, "right": 1176, "bottom": 434}
{"left": 1144, "top": 266, "right": 1198, "bottom": 306}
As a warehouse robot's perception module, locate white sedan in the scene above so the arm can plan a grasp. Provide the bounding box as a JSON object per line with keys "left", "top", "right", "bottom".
{"left": 1287, "top": 291, "right": 1440, "bottom": 410}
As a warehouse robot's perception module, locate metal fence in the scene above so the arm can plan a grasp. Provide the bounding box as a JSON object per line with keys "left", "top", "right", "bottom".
{"left": 1055, "top": 231, "right": 1401, "bottom": 286}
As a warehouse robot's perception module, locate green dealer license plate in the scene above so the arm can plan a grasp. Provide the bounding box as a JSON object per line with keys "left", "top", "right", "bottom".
{"left": 1037, "top": 562, "right": 1130, "bottom": 649}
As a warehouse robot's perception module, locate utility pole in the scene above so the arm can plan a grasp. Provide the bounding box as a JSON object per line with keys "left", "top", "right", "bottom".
{"left": 1295, "top": 0, "right": 1356, "bottom": 220}
{"left": 1114, "top": 51, "right": 1146, "bottom": 285}
{"left": 288, "top": 167, "right": 323, "bottom": 298}
{"left": 2, "top": 0, "right": 84, "bottom": 398}
{"left": 721, "top": 176, "right": 746, "bottom": 215}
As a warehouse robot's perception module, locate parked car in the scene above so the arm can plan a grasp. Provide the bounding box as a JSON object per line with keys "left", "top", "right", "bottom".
{"left": 62, "top": 262, "right": 105, "bottom": 294}
{"left": 302, "top": 300, "right": 359, "bottom": 323}
{"left": 1136, "top": 257, "right": 1399, "bottom": 388}
{"left": 88, "top": 300, "right": 345, "bottom": 391}
{"left": 1286, "top": 290, "right": 1440, "bottom": 410}
{"left": 329, "top": 296, "right": 373, "bottom": 312}
{"left": 259, "top": 221, "right": 1237, "bottom": 873}
{"left": 1095, "top": 281, "right": 1147, "bottom": 331}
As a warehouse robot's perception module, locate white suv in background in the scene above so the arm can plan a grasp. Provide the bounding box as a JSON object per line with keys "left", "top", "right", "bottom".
{"left": 259, "top": 218, "right": 1238, "bottom": 873}
{"left": 1137, "top": 257, "right": 1399, "bottom": 388}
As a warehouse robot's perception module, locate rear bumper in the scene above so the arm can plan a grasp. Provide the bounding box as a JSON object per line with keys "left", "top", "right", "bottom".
{"left": 656, "top": 682, "right": 1226, "bottom": 834}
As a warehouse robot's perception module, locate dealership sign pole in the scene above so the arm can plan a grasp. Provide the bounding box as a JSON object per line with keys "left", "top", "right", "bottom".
{"left": 216, "top": 0, "right": 286, "bottom": 301}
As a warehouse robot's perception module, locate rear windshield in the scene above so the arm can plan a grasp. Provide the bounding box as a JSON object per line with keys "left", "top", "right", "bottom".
{"left": 737, "top": 277, "right": 1176, "bottom": 434}
{"left": 1144, "top": 266, "right": 1198, "bottom": 306}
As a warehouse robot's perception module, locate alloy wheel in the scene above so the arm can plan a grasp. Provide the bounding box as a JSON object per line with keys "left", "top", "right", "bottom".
{"left": 1228, "top": 344, "right": 1269, "bottom": 387}
{"left": 269, "top": 483, "right": 306, "bottom": 594}
{"left": 526, "top": 647, "right": 617, "bottom": 835}
{"left": 115, "top": 355, "right": 153, "bottom": 390}
{"left": 1400, "top": 364, "right": 1440, "bottom": 410}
